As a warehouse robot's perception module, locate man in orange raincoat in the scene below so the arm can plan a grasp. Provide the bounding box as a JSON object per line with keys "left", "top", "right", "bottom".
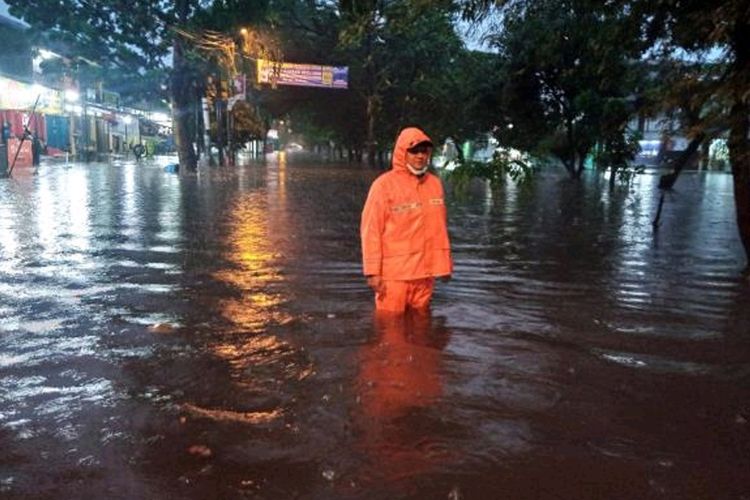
{"left": 360, "top": 127, "right": 453, "bottom": 312}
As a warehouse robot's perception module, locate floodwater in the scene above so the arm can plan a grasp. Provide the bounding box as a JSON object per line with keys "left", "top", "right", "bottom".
{"left": 0, "top": 154, "right": 748, "bottom": 499}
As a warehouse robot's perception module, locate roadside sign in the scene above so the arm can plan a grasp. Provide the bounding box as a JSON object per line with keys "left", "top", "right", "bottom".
{"left": 257, "top": 59, "right": 348, "bottom": 89}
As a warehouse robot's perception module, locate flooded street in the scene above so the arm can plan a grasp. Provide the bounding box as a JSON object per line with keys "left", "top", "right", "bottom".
{"left": 1, "top": 155, "right": 749, "bottom": 499}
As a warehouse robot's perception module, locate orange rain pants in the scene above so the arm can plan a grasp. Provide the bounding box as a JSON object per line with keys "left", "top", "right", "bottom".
{"left": 374, "top": 277, "right": 435, "bottom": 313}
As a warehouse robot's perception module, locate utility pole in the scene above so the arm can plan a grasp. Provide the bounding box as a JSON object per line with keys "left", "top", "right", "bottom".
{"left": 226, "top": 89, "right": 233, "bottom": 166}
{"left": 201, "top": 97, "right": 212, "bottom": 165}
{"left": 216, "top": 90, "right": 225, "bottom": 166}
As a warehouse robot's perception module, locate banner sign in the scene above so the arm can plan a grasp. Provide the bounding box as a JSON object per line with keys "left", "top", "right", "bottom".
{"left": 0, "top": 76, "right": 63, "bottom": 114}
{"left": 257, "top": 59, "right": 348, "bottom": 89}
{"left": 233, "top": 74, "right": 246, "bottom": 97}
{"left": 101, "top": 89, "right": 120, "bottom": 107}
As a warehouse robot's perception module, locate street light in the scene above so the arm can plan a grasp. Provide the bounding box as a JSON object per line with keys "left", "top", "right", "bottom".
{"left": 62, "top": 88, "right": 81, "bottom": 157}
{"left": 122, "top": 115, "right": 133, "bottom": 147}
{"left": 239, "top": 28, "right": 250, "bottom": 57}
{"left": 64, "top": 89, "right": 80, "bottom": 102}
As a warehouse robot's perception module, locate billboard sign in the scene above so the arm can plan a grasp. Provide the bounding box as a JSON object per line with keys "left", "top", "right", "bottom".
{"left": 0, "top": 76, "right": 63, "bottom": 114}
{"left": 233, "top": 74, "right": 246, "bottom": 97}
{"left": 228, "top": 74, "right": 246, "bottom": 110}
{"left": 257, "top": 59, "right": 348, "bottom": 89}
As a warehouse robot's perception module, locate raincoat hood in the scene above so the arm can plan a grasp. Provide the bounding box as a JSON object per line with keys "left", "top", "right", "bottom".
{"left": 391, "top": 127, "right": 433, "bottom": 173}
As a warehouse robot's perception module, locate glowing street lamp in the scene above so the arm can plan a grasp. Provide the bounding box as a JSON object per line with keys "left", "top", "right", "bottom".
{"left": 64, "top": 89, "right": 80, "bottom": 102}
{"left": 122, "top": 115, "right": 133, "bottom": 146}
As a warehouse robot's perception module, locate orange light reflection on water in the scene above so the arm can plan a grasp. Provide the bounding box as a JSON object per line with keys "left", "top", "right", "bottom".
{"left": 204, "top": 167, "right": 305, "bottom": 399}
{"left": 212, "top": 192, "right": 287, "bottom": 329}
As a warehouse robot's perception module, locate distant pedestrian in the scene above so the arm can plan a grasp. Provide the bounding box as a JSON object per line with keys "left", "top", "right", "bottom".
{"left": 31, "top": 133, "right": 42, "bottom": 166}
{"left": 1, "top": 121, "right": 10, "bottom": 144}
{"left": 360, "top": 127, "right": 453, "bottom": 313}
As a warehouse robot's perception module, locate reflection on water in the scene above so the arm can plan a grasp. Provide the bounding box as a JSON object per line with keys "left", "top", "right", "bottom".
{"left": 214, "top": 190, "right": 286, "bottom": 328}
{"left": 0, "top": 160, "right": 749, "bottom": 498}
{"left": 359, "top": 312, "right": 448, "bottom": 419}
{"left": 355, "top": 311, "right": 453, "bottom": 492}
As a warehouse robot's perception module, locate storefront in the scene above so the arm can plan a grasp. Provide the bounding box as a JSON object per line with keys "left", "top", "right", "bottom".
{"left": 1, "top": 74, "right": 150, "bottom": 162}
{"left": 0, "top": 76, "right": 63, "bottom": 166}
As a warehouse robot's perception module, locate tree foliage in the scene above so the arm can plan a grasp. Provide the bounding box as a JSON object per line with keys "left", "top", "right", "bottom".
{"left": 627, "top": 0, "right": 750, "bottom": 272}
{"left": 458, "top": 0, "right": 750, "bottom": 272}
{"left": 479, "top": 0, "right": 645, "bottom": 178}
{"left": 6, "top": 0, "right": 172, "bottom": 102}
{"left": 265, "top": 0, "right": 491, "bottom": 161}
{"left": 338, "top": 0, "right": 487, "bottom": 160}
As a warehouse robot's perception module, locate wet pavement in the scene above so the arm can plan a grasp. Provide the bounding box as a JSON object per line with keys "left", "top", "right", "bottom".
{"left": 0, "top": 154, "right": 749, "bottom": 499}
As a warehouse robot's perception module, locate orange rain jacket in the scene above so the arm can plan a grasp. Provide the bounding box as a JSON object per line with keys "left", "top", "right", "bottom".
{"left": 361, "top": 127, "right": 453, "bottom": 280}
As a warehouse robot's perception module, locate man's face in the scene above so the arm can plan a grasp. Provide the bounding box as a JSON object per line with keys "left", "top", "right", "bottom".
{"left": 406, "top": 143, "right": 433, "bottom": 169}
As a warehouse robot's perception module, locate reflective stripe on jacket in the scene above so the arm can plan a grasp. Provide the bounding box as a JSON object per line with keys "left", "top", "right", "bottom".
{"left": 361, "top": 127, "right": 453, "bottom": 280}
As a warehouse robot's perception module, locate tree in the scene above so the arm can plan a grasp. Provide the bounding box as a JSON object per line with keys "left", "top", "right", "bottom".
{"left": 241, "top": 100, "right": 268, "bottom": 143}
{"left": 335, "top": 0, "right": 482, "bottom": 164}
{"left": 374, "top": 2, "right": 486, "bottom": 149}
{"left": 6, "top": 0, "right": 170, "bottom": 99}
{"left": 0, "top": 19, "right": 33, "bottom": 79}
{"left": 261, "top": 0, "right": 484, "bottom": 164}
{"left": 337, "top": 0, "right": 391, "bottom": 164}
{"left": 628, "top": 0, "right": 750, "bottom": 274}
{"left": 171, "top": 0, "right": 198, "bottom": 170}
{"left": 255, "top": 0, "right": 366, "bottom": 157}
{"left": 479, "top": 0, "right": 644, "bottom": 179}
{"left": 459, "top": 0, "right": 750, "bottom": 273}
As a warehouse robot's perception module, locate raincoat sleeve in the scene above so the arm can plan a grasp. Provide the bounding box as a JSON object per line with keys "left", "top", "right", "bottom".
{"left": 361, "top": 182, "right": 386, "bottom": 276}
